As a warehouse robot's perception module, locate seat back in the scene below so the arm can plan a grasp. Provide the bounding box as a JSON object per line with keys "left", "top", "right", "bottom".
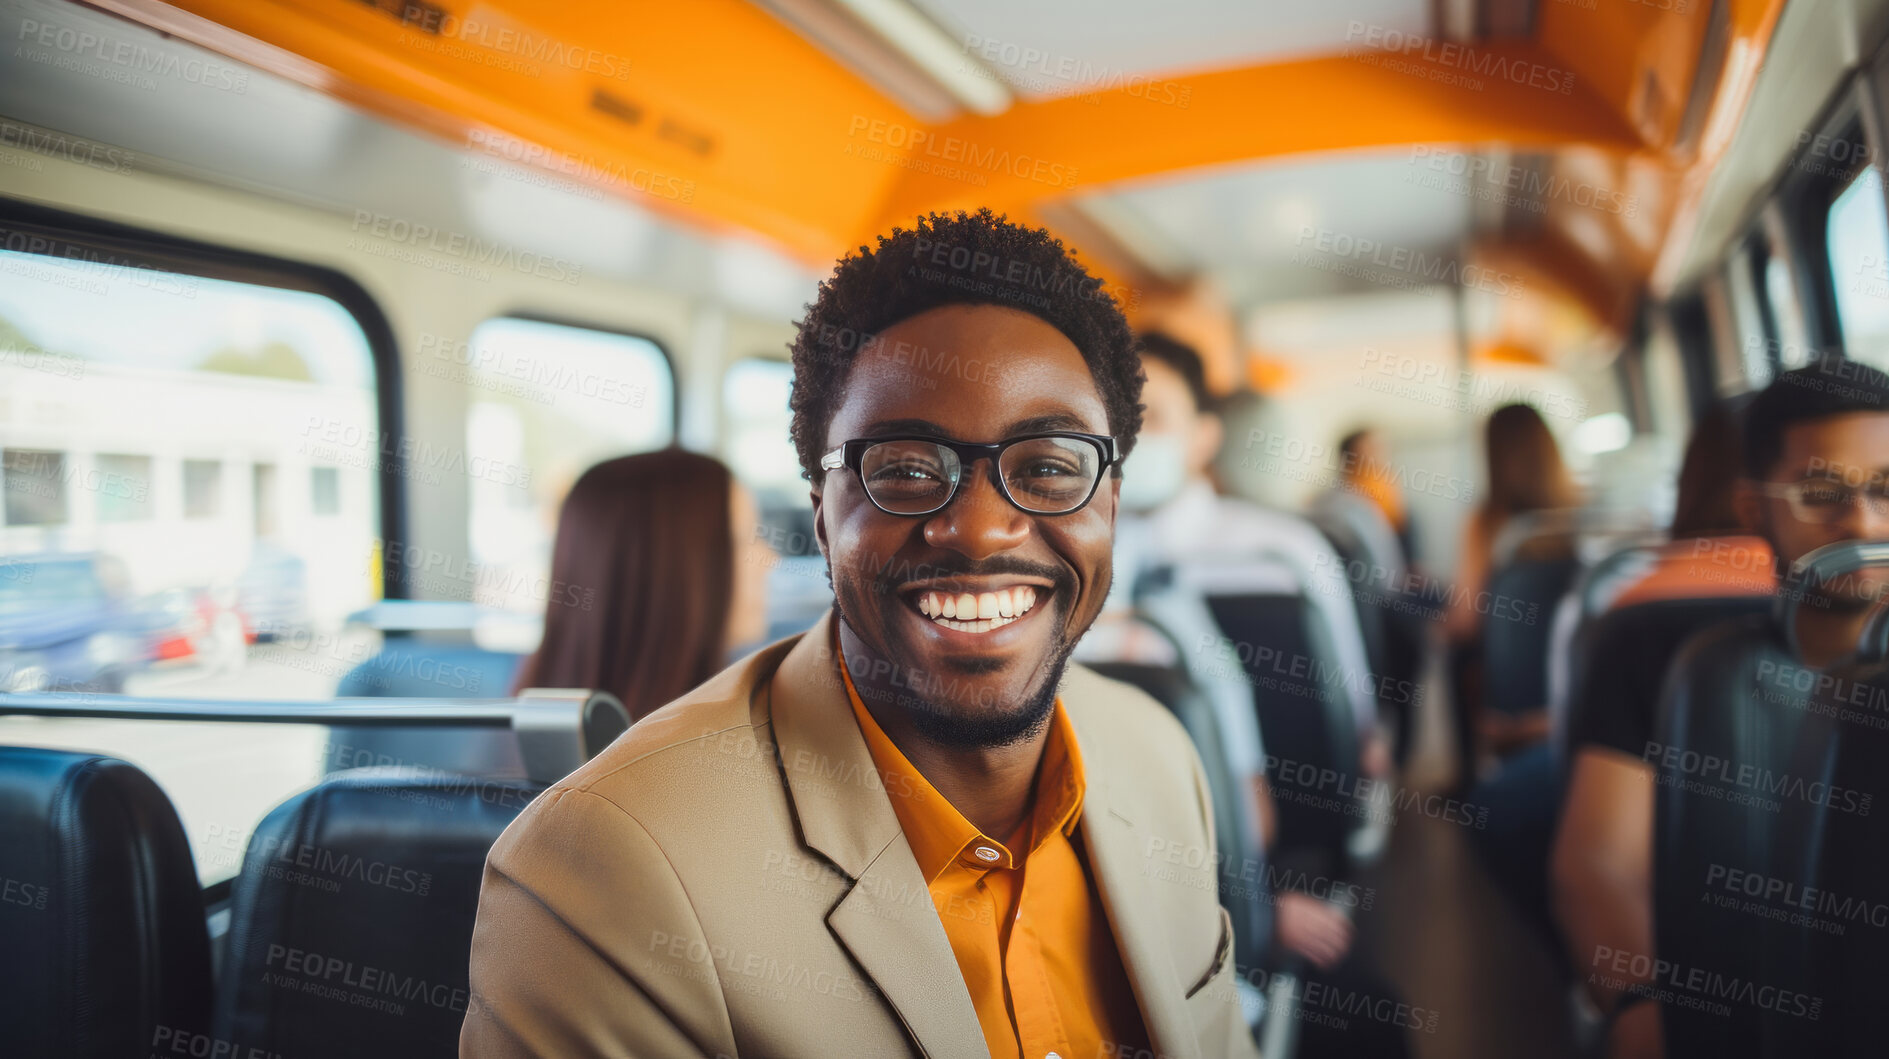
{"left": 0, "top": 747, "right": 212, "bottom": 1058}
{"left": 1308, "top": 492, "right": 1427, "bottom": 760}
{"left": 1085, "top": 660, "right": 1273, "bottom": 968}
{"left": 1781, "top": 658, "right": 1889, "bottom": 1054}
{"left": 1205, "top": 590, "right": 1361, "bottom": 872}
{"left": 1559, "top": 594, "right": 1774, "bottom": 761}
{"left": 1650, "top": 615, "right": 1820, "bottom": 1058}
{"left": 214, "top": 767, "right": 544, "bottom": 1057}
{"left": 1482, "top": 556, "right": 1583, "bottom": 717}
{"left": 336, "top": 639, "right": 523, "bottom": 698}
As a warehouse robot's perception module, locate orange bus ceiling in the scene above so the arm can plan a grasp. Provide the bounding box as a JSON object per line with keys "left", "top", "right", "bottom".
{"left": 132, "top": 0, "right": 1648, "bottom": 269}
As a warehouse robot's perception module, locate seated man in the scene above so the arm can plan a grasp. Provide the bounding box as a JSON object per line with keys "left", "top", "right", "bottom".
{"left": 461, "top": 210, "right": 1259, "bottom": 1059}
{"left": 1551, "top": 358, "right": 1889, "bottom": 1059}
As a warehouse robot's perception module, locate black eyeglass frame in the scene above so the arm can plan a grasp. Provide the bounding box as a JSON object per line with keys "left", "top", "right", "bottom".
{"left": 819, "top": 432, "right": 1122, "bottom": 516}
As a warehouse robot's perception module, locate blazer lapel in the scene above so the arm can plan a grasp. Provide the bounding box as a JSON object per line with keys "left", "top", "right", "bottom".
{"left": 769, "top": 612, "right": 988, "bottom": 1059}
{"left": 828, "top": 836, "right": 991, "bottom": 1059}
{"left": 1072, "top": 712, "right": 1202, "bottom": 1059}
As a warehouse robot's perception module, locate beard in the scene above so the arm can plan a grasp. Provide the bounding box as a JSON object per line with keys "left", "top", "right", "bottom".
{"left": 828, "top": 556, "right": 1083, "bottom": 749}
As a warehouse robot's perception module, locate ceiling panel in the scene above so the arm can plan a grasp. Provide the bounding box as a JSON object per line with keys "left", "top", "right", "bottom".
{"left": 908, "top": 0, "right": 1429, "bottom": 102}
{"left": 1076, "top": 150, "right": 1485, "bottom": 306}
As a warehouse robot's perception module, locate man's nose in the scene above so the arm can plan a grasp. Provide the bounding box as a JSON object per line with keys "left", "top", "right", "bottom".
{"left": 921, "top": 462, "right": 1030, "bottom": 560}
{"left": 1853, "top": 491, "right": 1889, "bottom": 540}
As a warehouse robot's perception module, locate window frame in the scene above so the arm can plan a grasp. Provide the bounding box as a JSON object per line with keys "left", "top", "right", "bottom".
{"left": 0, "top": 197, "right": 410, "bottom": 595}
{"left": 487, "top": 309, "right": 682, "bottom": 443}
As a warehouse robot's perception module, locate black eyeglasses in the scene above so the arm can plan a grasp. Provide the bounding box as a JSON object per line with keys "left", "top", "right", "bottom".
{"left": 819, "top": 432, "right": 1120, "bottom": 516}
{"left": 1755, "top": 479, "right": 1889, "bottom": 524}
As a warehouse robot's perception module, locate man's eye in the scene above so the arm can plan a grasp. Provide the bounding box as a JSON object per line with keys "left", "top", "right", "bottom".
{"left": 1800, "top": 483, "right": 1851, "bottom": 506}
{"left": 871, "top": 463, "right": 942, "bottom": 482}
{"left": 1017, "top": 459, "right": 1080, "bottom": 478}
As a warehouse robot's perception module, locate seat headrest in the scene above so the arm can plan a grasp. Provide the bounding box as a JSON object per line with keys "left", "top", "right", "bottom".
{"left": 214, "top": 766, "right": 544, "bottom": 1057}
{"left": 0, "top": 747, "right": 212, "bottom": 1059}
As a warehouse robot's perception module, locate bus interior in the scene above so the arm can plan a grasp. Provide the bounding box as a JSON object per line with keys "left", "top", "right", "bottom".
{"left": 3, "top": 0, "right": 1889, "bottom": 1055}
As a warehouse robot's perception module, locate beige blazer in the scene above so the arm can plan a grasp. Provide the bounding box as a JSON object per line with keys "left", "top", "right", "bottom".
{"left": 461, "top": 612, "right": 1260, "bottom": 1059}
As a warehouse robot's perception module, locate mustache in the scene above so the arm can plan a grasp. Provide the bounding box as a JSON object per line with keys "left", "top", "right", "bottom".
{"left": 869, "top": 553, "right": 1072, "bottom": 591}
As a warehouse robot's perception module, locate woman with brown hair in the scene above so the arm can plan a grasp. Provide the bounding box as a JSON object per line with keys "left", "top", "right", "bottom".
{"left": 512, "top": 450, "right": 775, "bottom": 721}
{"left": 1446, "top": 402, "right": 1582, "bottom": 643}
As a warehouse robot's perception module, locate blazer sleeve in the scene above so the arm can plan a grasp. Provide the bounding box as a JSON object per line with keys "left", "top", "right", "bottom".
{"left": 460, "top": 788, "right": 736, "bottom": 1059}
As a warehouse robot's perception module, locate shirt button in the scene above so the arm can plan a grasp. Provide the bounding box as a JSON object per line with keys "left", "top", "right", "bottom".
{"left": 973, "top": 846, "right": 1000, "bottom": 863}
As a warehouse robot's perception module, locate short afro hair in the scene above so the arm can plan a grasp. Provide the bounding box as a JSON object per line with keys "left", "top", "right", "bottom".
{"left": 788, "top": 208, "right": 1142, "bottom": 482}
{"left": 1742, "top": 356, "right": 1889, "bottom": 479}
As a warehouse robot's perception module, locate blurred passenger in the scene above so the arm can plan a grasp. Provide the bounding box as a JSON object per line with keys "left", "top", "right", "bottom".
{"left": 1551, "top": 360, "right": 1889, "bottom": 1059}
{"left": 1119, "top": 333, "right": 1408, "bottom": 1059}
{"left": 1336, "top": 427, "right": 1419, "bottom": 563}
{"left": 510, "top": 450, "right": 774, "bottom": 721}
{"left": 1316, "top": 427, "right": 1430, "bottom": 765}
{"left": 1122, "top": 332, "right": 1387, "bottom": 779}
{"left": 1449, "top": 402, "right": 1581, "bottom": 761}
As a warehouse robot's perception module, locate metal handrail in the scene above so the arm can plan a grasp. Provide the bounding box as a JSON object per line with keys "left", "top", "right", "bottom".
{"left": 0, "top": 687, "right": 629, "bottom": 785}
{"left": 1775, "top": 540, "right": 1889, "bottom": 660}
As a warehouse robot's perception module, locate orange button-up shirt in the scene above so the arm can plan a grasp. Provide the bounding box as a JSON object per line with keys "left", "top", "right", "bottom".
{"left": 839, "top": 650, "right": 1149, "bottom": 1059}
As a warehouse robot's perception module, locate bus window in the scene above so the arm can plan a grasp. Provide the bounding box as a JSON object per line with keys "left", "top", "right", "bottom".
{"left": 722, "top": 356, "right": 803, "bottom": 508}
{"left": 0, "top": 246, "right": 380, "bottom": 700}
{"left": 1643, "top": 312, "right": 1692, "bottom": 441}
{"left": 1725, "top": 244, "right": 1774, "bottom": 387}
{"left": 1763, "top": 253, "right": 1813, "bottom": 368}
{"left": 1828, "top": 167, "right": 1889, "bottom": 365}
{"left": 460, "top": 317, "right": 674, "bottom": 621}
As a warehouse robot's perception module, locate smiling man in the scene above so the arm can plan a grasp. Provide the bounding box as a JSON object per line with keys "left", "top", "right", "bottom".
{"left": 462, "top": 210, "right": 1260, "bottom": 1059}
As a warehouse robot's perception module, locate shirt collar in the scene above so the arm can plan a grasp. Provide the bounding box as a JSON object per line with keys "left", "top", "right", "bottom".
{"left": 837, "top": 636, "right": 1086, "bottom": 884}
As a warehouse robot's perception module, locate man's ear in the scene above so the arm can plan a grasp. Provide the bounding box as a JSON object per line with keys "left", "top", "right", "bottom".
{"left": 1732, "top": 480, "right": 1768, "bottom": 537}
{"left": 810, "top": 486, "right": 829, "bottom": 559}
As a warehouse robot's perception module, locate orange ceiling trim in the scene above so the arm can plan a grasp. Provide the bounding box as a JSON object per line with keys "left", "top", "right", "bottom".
{"left": 861, "top": 42, "right": 1647, "bottom": 239}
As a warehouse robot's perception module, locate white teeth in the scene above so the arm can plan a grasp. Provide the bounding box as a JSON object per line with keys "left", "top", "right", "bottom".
{"left": 914, "top": 585, "right": 1042, "bottom": 633}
